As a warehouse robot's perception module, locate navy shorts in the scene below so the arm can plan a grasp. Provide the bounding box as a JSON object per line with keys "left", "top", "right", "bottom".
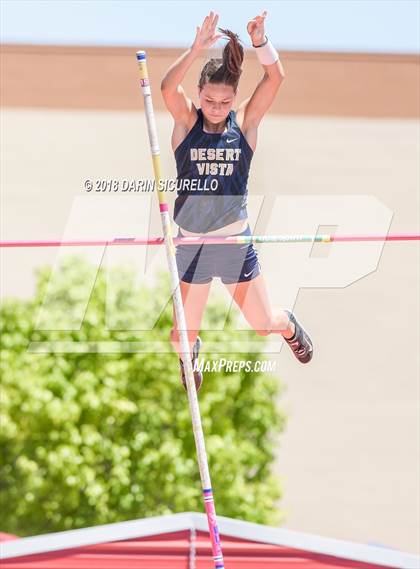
{"left": 175, "top": 224, "right": 261, "bottom": 284}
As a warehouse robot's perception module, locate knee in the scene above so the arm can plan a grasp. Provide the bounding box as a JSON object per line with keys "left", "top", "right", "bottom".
{"left": 170, "top": 328, "right": 198, "bottom": 343}
{"left": 170, "top": 328, "right": 178, "bottom": 342}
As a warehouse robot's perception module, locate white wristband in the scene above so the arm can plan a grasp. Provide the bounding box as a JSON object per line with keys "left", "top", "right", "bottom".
{"left": 253, "top": 36, "right": 279, "bottom": 66}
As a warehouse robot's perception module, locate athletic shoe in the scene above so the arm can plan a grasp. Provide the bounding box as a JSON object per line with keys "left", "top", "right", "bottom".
{"left": 283, "top": 310, "right": 313, "bottom": 364}
{"left": 180, "top": 336, "right": 203, "bottom": 392}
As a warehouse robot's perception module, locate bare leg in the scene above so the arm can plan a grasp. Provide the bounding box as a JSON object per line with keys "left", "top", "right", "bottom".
{"left": 223, "top": 274, "right": 295, "bottom": 339}
{"left": 170, "top": 280, "right": 212, "bottom": 360}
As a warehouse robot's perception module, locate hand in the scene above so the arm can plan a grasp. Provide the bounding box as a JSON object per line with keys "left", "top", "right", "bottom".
{"left": 192, "top": 11, "right": 223, "bottom": 52}
{"left": 247, "top": 10, "right": 267, "bottom": 46}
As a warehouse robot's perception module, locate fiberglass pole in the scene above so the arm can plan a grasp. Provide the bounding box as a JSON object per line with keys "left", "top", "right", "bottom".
{"left": 136, "top": 51, "right": 224, "bottom": 568}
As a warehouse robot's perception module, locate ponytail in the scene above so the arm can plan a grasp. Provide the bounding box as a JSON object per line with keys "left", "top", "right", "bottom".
{"left": 198, "top": 28, "right": 244, "bottom": 92}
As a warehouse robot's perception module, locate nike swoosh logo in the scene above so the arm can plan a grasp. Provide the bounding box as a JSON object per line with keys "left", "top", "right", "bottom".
{"left": 226, "top": 138, "right": 238, "bottom": 143}
{"left": 243, "top": 270, "right": 254, "bottom": 278}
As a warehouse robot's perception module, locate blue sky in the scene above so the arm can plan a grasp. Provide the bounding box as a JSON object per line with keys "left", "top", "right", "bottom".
{"left": 1, "top": 0, "right": 419, "bottom": 53}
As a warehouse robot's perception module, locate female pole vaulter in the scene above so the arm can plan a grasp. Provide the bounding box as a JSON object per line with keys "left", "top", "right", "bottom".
{"left": 161, "top": 10, "right": 313, "bottom": 391}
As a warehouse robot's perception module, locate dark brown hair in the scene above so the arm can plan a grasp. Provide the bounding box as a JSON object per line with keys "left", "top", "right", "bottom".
{"left": 198, "top": 28, "right": 244, "bottom": 93}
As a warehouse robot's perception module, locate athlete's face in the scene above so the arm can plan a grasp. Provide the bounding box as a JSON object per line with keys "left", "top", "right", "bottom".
{"left": 198, "top": 83, "right": 236, "bottom": 123}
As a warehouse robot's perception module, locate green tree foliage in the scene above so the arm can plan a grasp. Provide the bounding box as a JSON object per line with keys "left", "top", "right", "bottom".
{"left": 0, "top": 255, "right": 286, "bottom": 535}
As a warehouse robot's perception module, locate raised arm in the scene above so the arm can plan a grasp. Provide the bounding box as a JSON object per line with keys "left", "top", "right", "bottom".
{"left": 237, "top": 11, "right": 285, "bottom": 132}
{"left": 160, "top": 11, "right": 222, "bottom": 123}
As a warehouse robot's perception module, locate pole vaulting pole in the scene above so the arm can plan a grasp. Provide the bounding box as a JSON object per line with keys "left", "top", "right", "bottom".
{"left": 136, "top": 51, "right": 225, "bottom": 568}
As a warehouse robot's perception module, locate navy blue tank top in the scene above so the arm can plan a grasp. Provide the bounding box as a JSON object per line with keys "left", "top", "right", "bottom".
{"left": 173, "top": 108, "right": 254, "bottom": 233}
